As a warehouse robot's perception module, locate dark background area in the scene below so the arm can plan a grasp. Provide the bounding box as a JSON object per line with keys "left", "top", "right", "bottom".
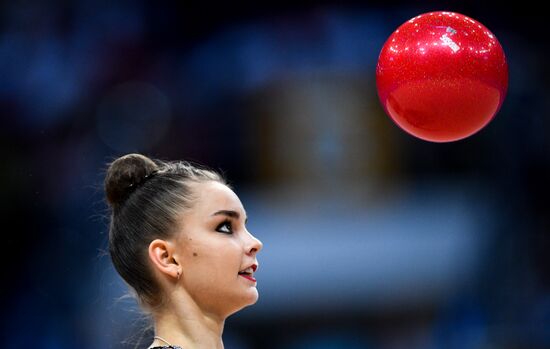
{"left": 1, "top": 1, "right": 548, "bottom": 348}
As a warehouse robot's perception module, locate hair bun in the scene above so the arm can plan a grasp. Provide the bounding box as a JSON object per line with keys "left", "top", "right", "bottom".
{"left": 104, "top": 153, "right": 159, "bottom": 207}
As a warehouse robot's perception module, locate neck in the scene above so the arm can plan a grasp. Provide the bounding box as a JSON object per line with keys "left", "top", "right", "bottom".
{"left": 150, "top": 291, "right": 225, "bottom": 349}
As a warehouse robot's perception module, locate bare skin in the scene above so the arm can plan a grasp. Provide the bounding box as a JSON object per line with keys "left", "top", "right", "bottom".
{"left": 147, "top": 181, "right": 263, "bottom": 349}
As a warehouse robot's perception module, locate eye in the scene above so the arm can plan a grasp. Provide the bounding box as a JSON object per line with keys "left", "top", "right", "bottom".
{"left": 216, "top": 220, "right": 233, "bottom": 234}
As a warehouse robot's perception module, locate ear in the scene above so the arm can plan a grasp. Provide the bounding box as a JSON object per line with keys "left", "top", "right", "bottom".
{"left": 148, "top": 239, "right": 181, "bottom": 280}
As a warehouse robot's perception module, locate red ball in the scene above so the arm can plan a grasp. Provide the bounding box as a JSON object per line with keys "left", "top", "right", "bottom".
{"left": 376, "top": 11, "right": 508, "bottom": 142}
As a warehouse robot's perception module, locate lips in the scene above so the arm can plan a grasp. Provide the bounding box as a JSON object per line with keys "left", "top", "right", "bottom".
{"left": 238, "top": 264, "right": 257, "bottom": 282}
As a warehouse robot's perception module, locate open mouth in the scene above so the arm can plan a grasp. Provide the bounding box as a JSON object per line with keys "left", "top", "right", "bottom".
{"left": 238, "top": 264, "right": 257, "bottom": 282}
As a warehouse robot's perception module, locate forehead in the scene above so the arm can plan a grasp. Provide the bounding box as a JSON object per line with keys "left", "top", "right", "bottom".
{"left": 190, "top": 181, "right": 244, "bottom": 214}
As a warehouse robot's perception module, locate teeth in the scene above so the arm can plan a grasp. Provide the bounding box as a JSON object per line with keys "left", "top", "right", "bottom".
{"left": 239, "top": 267, "right": 254, "bottom": 274}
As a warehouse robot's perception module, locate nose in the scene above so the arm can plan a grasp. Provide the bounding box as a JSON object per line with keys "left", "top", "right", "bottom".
{"left": 245, "top": 231, "right": 263, "bottom": 255}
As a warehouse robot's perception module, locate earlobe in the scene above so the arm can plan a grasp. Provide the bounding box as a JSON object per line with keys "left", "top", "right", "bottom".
{"left": 148, "top": 239, "right": 180, "bottom": 280}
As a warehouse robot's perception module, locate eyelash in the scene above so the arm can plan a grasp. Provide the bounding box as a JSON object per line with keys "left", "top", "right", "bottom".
{"left": 216, "top": 220, "right": 233, "bottom": 234}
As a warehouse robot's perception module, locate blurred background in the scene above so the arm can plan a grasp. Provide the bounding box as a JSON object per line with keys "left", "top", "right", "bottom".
{"left": 1, "top": 0, "right": 548, "bottom": 348}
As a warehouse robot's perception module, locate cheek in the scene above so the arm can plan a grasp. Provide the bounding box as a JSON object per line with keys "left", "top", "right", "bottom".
{"left": 185, "top": 239, "right": 242, "bottom": 282}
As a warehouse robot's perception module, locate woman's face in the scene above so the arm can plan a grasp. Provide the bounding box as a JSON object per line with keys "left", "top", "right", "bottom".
{"left": 174, "top": 180, "right": 263, "bottom": 317}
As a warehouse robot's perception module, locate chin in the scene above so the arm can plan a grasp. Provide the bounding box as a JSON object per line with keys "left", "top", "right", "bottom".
{"left": 235, "top": 288, "right": 259, "bottom": 311}
{"left": 243, "top": 287, "right": 259, "bottom": 305}
{"left": 226, "top": 294, "right": 259, "bottom": 318}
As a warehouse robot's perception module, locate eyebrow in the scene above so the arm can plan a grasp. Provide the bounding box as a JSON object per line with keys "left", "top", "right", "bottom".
{"left": 211, "top": 210, "right": 248, "bottom": 222}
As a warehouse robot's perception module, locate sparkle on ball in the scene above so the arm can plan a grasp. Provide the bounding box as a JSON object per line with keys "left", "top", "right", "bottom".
{"left": 376, "top": 11, "right": 508, "bottom": 142}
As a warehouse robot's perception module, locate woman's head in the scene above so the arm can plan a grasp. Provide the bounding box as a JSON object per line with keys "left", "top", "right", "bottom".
{"left": 104, "top": 153, "right": 262, "bottom": 316}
